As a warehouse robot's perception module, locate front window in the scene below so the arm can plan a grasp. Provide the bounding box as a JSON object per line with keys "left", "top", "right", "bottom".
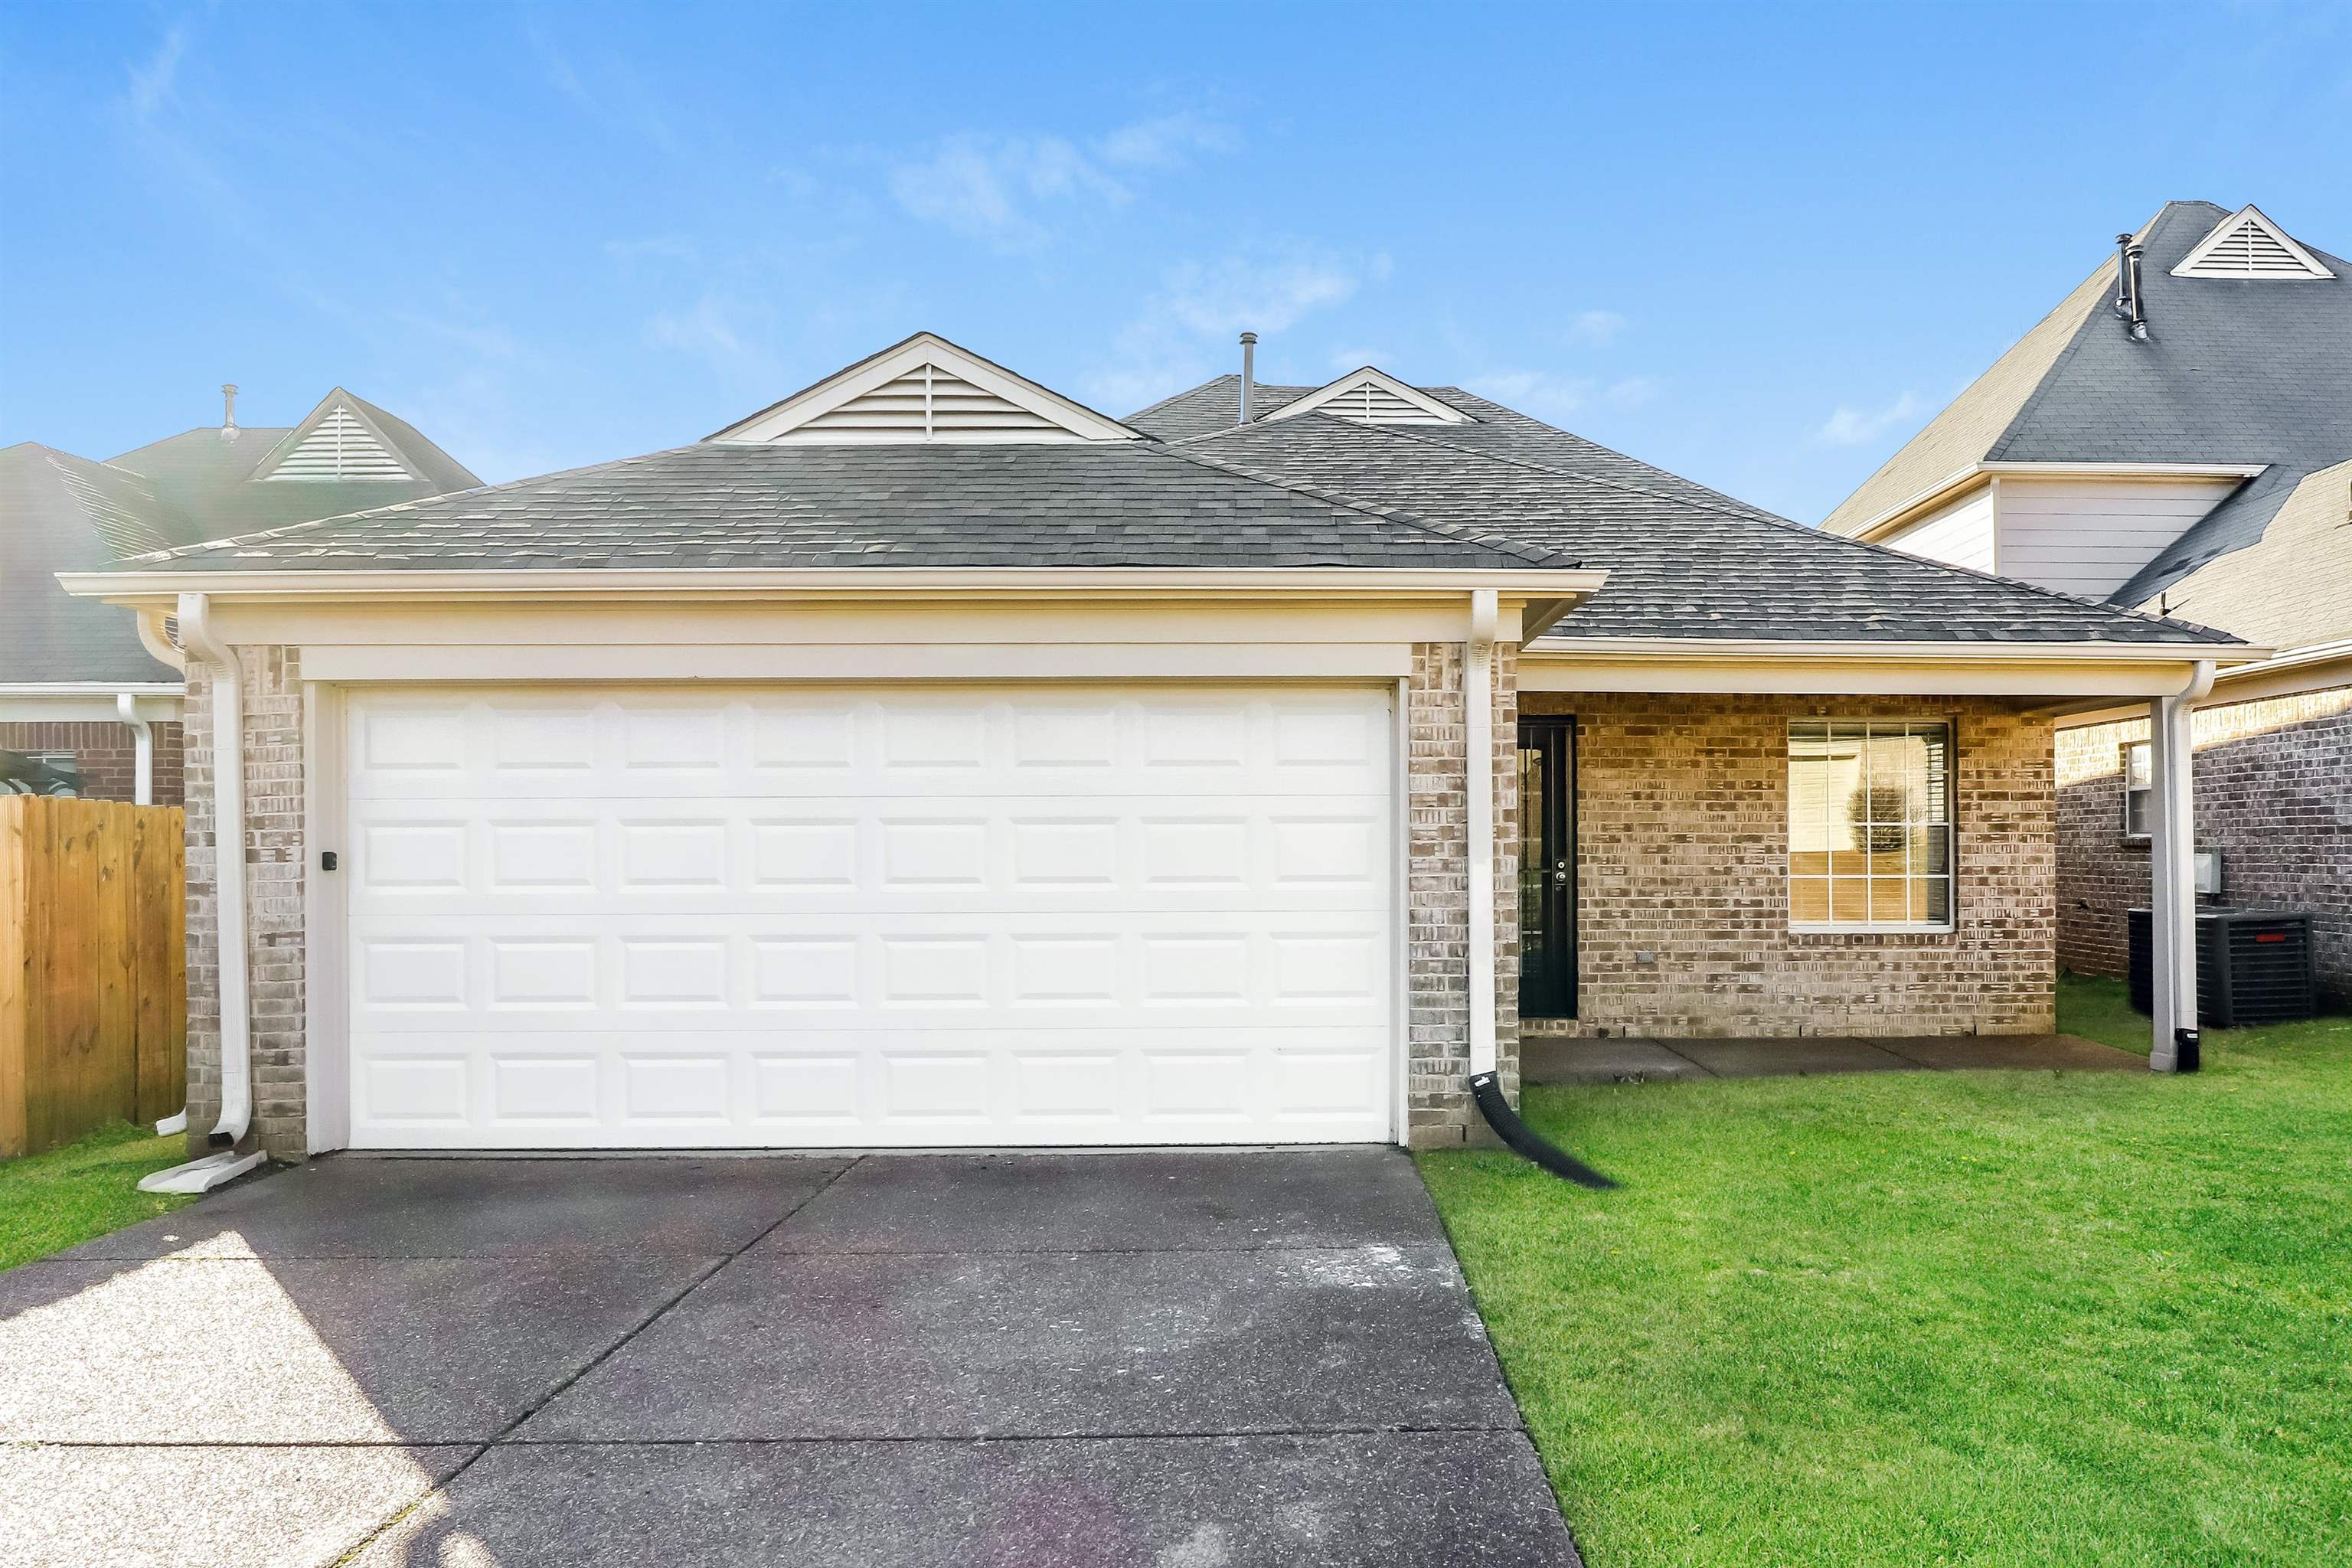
{"left": 1788, "top": 720, "right": 1952, "bottom": 930}
{"left": 2122, "top": 740, "right": 2151, "bottom": 839}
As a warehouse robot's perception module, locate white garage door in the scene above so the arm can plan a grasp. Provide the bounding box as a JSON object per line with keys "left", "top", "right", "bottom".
{"left": 344, "top": 685, "right": 1396, "bottom": 1148}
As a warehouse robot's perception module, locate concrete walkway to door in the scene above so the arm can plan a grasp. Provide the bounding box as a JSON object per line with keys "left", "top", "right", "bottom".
{"left": 1524, "top": 1031, "right": 2142, "bottom": 1085}
{"left": 0, "top": 1148, "right": 1582, "bottom": 1566}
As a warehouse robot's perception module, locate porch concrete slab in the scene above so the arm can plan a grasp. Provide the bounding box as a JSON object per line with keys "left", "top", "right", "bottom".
{"left": 519, "top": 1244, "right": 1518, "bottom": 1441}
{"left": 1871, "top": 1033, "right": 2143, "bottom": 1073}
{"left": 760, "top": 1145, "right": 1437, "bottom": 1255}
{"left": 58, "top": 1154, "right": 853, "bottom": 1260}
{"left": 1661, "top": 1036, "right": 1918, "bottom": 1078}
{"left": 352, "top": 1433, "right": 1579, "bottom": 1568}
{"left": 1521, "top": 1036, "right": 1713, "bottom": 1085}
{"left": 0, "top": 1253, "right": 713, "bottom": 1444}
{"left": 0, "top": 1443, "right": 473, "bottom": 1568}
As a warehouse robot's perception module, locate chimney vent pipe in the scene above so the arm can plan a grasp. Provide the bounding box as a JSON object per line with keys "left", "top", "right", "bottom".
{"left": 2113, "top": 236, "right": 2148, "bottom": 341}
{"left": 1238, "top": 332, "right": 1257, "bottom": 424}
{"left": 220, "top": 384, "right": 240, "bottom": 440}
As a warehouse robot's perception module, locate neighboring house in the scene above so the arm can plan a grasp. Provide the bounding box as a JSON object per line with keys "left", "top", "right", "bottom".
{"left": 2, "top": 387, "right": 479, "bottom": 802}
{"left": 60, "top": 332, "right": 2245, "bottom": 1177}
{"left": 1824, "top": 201, "right": 2352, "bottom": 1004}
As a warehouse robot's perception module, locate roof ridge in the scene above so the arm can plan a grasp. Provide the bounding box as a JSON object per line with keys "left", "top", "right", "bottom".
{"left": 122, "top": 446, "right": 695, "bottom": 565}
{"left": 1143, "top": 439, "right": 1571, "bottom": 569}
{"left": 1344, "top": 410, "right": 1785, "bottom": 522}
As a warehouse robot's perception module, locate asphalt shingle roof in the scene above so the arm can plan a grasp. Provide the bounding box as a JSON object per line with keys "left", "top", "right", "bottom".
{"left": 1174, "top": 413, "right": 2232, "bottom": 645}
{"left": 102, "top": 361, "right": 2236, "bottom": 650}
{"left": 117, "top": 441, "right": 1573, "bottom": 573}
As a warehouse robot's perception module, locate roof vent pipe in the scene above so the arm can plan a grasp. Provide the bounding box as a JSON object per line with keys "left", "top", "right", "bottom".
{"left": 2114, "top": 236, "right": 2149, "bottom": 341}
{"left": 1238, "top": 332, "right": 1256, "bottom": 424}
{"left": 220, "top": 384, "right": 240, "bottom": 441}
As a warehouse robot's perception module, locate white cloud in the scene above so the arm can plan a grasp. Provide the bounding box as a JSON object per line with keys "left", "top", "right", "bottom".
{"left": 1605, "top": 374, "right": 1664, "bottom": 409}
{"left": 1086, "top": 248, "right": 1368, "bottom": 412}
{"left": 645, "top": 293, "right": 778, "bottom": 384}
{"left": 125, "top": 24, "right": 188, "bottom": 124}
{"left": 888, "top": 113, "right": 1237, "bottom": 251}
{"left": 1327, "top": 346, "right": 1393, "bottom": 371}
{"left": 1462, "top": 370, "right": 1599, "bottom": 422}
{"left": 1569, "top": 309, "right": 1627, "bottom": 346}
{"left": 1817, "top": 390, "right": 1926, "bottom": 446}
{"left": 1095, "top": 111, "right": 1239, "bottom": 170}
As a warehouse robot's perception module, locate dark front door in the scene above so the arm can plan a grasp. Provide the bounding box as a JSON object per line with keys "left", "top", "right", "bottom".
{"left": 1517, "top": 716, "right": 1577, "bottom": 1019}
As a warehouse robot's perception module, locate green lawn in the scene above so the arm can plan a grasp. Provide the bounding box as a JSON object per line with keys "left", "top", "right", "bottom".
{"left": 0, "top": 1122, "right": 193, "bottom": 1272}
{"left": 1419, "top": 976, "right": 2352, "bottom": 1567}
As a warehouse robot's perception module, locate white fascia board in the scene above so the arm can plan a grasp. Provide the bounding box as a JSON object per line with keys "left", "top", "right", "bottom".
{"left": 2051, "top": 638, "right": 2352, "bottom": 726}
{"left": 1842, "top": 461, "right": 2269, "bottom": 541}
{"left": 2170, "top": 205, "right": 2336, "bottom": 279}
{"left": 0, "top": 684, "right": 185, "bottom": 723}
{"left": 1520, "top": 636, "right": 2265, "bottom": 698}
{"left": 60, "top": 566, "right": 1608, "bottom": 607}
{"left": 1263, "top": 367, "right": 1472, "bottom": 425}
{"left": 707, "top": 332, "right": 1142, "bottom": 444}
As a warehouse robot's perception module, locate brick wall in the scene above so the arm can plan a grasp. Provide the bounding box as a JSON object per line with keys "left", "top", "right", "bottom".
{"left": 1520, "top": 692, "right": 2056, "bottom": 1037}
{"left": 0, "top": 719, "right": 185, "bottom": 805}
{"left": 2057, "top": 684, "right": 2352, "bottom": 1005}
{"left": 182, "top": 647, "right": 309, "bottom": 1162}
{"left": 1403, "top": 641, "right": 1521, "bottom": 1148}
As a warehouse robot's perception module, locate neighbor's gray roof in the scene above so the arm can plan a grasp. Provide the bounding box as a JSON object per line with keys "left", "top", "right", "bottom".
{"left": 106, "top": 365, "right": 2236, "bottom": 648}
{"left": 2123, "top": 459, "right": 2352, "bottom": 650}
{"left": 1172, "top": 412, "right": 2233, "bottom": 645}
{"left": 115, "top": 441, "right": 1575, "bottom": 573}
{"left": 6, "top": 389, "right": 482, "bottom": 683}
{"left": 2, "top": 443, "right": 185, "bottom": 683}
{"left": 1825, "top": 201, "right": 2350, "bottom": 621}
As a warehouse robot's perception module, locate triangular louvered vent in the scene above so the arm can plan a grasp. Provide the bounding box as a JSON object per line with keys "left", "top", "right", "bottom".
{"left": 1264, "top": 368, "right": 1472, "bottom": 426}
{"left": 1325, "top": 381, "right": 1454, "bottom": 424}
{"left": 262, "top": 403, "right": 414, "bottom": 480}
{"left": 2171, "top": 206, "right": 2335, "bottom": 280}
{"left": 793, "top": 362, "right": 1063, "bottom": 440}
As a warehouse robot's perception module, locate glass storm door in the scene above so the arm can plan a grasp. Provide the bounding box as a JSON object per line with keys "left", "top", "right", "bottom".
{"left": 1517, "top": 716, "right": 1576, "bottom": 1020}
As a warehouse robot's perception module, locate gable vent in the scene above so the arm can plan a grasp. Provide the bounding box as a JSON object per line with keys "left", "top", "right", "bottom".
{"left": 788, "top": 362, "right": 1067, "bottom": 441}
{"left": 262, "top": 403, "right": 414, "bottom": 481}
{"left": 1325, "top": 381, "right": 1454, "bottom": 424}
{"left": 2172, "top": 207, "right": 2335, "bottom": 280}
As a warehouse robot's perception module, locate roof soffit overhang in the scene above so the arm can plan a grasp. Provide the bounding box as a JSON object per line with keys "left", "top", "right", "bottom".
{"left": 1519, "top": 634, "right": 2263, "bottom": 701}
{"left": 706, "top": 332, "right": 1145, "bottom": 445}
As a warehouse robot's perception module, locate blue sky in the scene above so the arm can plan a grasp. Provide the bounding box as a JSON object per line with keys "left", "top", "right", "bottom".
{"left": 4, "top": 2, "right": 2347, "bottom": 522}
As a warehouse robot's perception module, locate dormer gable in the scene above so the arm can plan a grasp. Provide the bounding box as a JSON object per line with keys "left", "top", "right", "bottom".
{"left": 250, "top": 390, "right": 421, "bottom": 482}
{"left": 2171, "top": 204, "right": 2336, "bottom": 280}
{"left": 708, "top": 332, "right": 1142, "bottom": 444}
{"left": 1264, "top": 368, "right": 1472, "bottom": 426}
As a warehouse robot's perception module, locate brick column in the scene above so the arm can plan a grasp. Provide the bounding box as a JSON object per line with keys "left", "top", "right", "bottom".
{"left": 1404, "top": 639, "right": 1520, "bottom": 1148}
{"left": 182, "top": 645, "right": 309, "bottom": 1162}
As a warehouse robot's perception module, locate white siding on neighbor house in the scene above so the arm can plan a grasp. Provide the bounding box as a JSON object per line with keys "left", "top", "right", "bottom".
{"left": 1994, "top": 476, "right": 2242, "bottom": 600}
{"left": 1881, "top": 485, "right": 1998, "bottom": 575}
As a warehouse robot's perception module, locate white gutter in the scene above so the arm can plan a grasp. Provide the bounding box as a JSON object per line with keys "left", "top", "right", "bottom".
{"left": 1522, "top": 636, "right": 2269, "bottom": 665}
{"left": 138, "top": 593, "right": 262, "bottom": 1194}
{"left": 58, "top": 567, "right": 1610, "bottom": 604}
{"left": 114, "top": 693, "right": 153, "bottom": 806}
{"left": 1465, "top": 590, "right": 1499, "bottom": 1080}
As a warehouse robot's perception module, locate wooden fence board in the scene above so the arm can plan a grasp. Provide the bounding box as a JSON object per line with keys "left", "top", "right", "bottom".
{"left": 0, "top": 797, "right": 188, "bottom": 1158}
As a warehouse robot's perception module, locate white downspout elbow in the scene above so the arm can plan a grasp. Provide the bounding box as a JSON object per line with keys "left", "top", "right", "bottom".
{"left": 174, "top": 593, "right": 252, "bottom": 1149}
{"left": 115, "top": 692, "right": 154, "bottom": 806}
{"left": 1465, "top": 590, "right": 1499, "bottom": 1080}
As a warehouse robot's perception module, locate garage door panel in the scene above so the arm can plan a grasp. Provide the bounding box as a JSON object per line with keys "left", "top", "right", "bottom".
{"left": 348, "top": 685, "right": 1396, "bottom": 1149}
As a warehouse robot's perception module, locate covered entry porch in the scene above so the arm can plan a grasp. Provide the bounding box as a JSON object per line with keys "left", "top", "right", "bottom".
{"left": 1509, "top": 639, "right": 2244, "bottom": 1070}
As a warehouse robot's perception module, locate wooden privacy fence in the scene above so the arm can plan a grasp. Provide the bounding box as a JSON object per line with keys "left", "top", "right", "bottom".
{"left": 0, "top": 797, "right": 185, "bottom": 1158}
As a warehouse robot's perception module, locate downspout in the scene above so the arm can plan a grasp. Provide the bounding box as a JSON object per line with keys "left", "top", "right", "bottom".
{"left": 138, "top": 593, "right": 263, "bottom": 1194}
{"left": 1462, "top": 590, "right": 1614, "bottom": 1187}
{"left": 2146, "top": 658, "right": 2216, "bottom": 1075}
{"left": 115, "top": 693, "right": 153, "bottom": 806}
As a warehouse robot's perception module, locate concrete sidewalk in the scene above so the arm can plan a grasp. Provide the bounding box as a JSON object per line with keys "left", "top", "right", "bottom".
{"left": 1523, "top": 1032, "right": 2143, "bottom": 1086}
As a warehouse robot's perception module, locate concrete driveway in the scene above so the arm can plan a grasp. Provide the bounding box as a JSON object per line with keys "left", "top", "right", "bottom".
{"left": 0, "top": 1148, "right": 1580, "bottom": 1566}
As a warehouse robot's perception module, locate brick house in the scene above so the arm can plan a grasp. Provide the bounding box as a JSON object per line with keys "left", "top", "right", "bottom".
{"left": 2, "top": 387, "right": 478, "bottom": 802}
{"left": 60, "top": 333, "right": 2244, "bottom": 1186}
{"left": 1825, "top": 201, "right": 2351, "bottom": 1005}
